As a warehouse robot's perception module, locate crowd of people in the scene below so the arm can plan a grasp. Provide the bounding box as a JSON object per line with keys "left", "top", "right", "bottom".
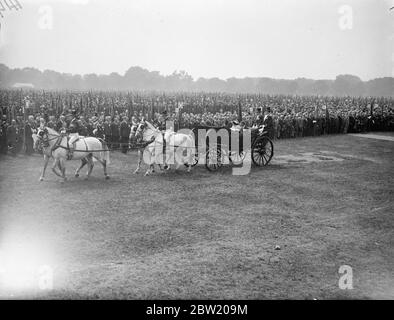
{"left": 1, "top": 91, "right": 393, "bottom": 156}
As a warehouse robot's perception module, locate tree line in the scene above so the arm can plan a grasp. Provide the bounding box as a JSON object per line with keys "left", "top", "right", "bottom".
{"left": 0, "top": 64, "right": 392, "bottom": 97}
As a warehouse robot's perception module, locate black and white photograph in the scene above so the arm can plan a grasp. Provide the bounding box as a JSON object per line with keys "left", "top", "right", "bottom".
{"left": 0, "top": 0, "right": 393, "bottom": 305}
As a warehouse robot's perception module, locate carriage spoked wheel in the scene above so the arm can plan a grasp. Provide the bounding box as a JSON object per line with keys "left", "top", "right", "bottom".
{"left": 205, "top": 147, "right": 224, "bottom": 171}
{"left": 229, "top": 150, "right": 246, "bottom": 165}
{"left": 191, "top": 153, "right": 199, "bottom": 167}
{"left": 184, "top": 153, "right": 199, "bottom": 168}
{"left": 251, "top": 136, "right": 274, "bottom": 166}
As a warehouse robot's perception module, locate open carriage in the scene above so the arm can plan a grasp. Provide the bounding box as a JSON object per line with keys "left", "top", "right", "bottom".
{"left": 190, "top": 126, "right": 274, "bottom": 171}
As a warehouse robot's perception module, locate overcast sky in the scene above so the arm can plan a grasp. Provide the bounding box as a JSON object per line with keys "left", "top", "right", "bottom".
{"left": 0, "top": 0, "right": 393, "bottom": 80}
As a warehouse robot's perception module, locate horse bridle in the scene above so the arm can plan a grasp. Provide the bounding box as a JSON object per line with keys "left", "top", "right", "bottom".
{"left": 136, "top": 122, "right": 155, "bottom": 140}
{"left": 135, "top": 122, "right": 163, "bottom": 147}
{"left": 36, "top": 128, "right": 60, "bottom": 148}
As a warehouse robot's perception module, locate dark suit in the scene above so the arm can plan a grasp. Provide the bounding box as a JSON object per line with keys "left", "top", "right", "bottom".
{"left": 120, "top": 121, "right": 130, "bottom": 153}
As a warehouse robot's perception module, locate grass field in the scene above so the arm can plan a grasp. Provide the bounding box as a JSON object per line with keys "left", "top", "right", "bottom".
{"left": 0, "top": 133, "right": 393, "bottom": 299}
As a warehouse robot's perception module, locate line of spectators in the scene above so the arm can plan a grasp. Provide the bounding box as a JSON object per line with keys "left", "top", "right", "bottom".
{"left": 1, "top": 92, "right": 393, "bottom": 156}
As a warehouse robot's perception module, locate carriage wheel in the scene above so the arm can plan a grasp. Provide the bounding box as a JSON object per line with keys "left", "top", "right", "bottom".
{"left": 191, "top": 153, "right": 199, "bottom": 167}
{"left": 251, "top": 136, "right": 274, "bottom": 166}
{"left": 205, "top": 147, "right": 224, "bottom": 171}
{"left": 229, "top": 150, "right": 246, "bottom": 165}
{"left": 184, "top": 153, "right": 199, "bottom": 167}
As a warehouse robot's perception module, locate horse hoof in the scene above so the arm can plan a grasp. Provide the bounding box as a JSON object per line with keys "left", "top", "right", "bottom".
{"left": 39, "top": 177, "right": 44, "bottom": 182}
{"left": 75, "top": 173, "right": 79, "bottom": 178}
{"left": 105, "top": 175, "right": 110, "bottom": 180}
{"left": 134, "top": 170, "right": 139, "bottom": 174}
{"left": 84, "top": 177, "right": 89, "bottom": 181}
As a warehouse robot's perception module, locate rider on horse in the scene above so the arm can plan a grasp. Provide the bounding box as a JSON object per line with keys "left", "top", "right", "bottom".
{"left": 129, "top": 116, "right": 139, "bottom": 142}
{"left": 67, "top": 109, "right": 81, "bottom": 159}
{"left": 157, "top": 110, "right": 169, "bottom": 131}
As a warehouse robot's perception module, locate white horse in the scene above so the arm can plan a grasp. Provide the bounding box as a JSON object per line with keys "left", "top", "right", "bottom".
{"left": 134, "top": 121, "right": 195, "bottom": 176}
{"left": 32, "top": 127, "right": 110, "bottom": 182}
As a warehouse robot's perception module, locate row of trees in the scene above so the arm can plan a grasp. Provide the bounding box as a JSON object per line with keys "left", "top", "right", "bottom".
{"left": 0, "top": 64, "right": 393, "bottom": 97}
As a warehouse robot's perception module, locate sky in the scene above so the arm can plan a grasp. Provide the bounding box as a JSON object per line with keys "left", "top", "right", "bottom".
{"left": 0, "top": 0, "right": 393, "bottom": 80}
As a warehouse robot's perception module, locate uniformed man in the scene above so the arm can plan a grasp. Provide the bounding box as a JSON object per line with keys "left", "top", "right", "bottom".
{"left": 67, "top": 110, "right": 81, "bottom": 159}
{"left": 7, "top": 119, "right": 18, "bottom": 156}
{"left": 129, "top": 116, "right": 139, "bottom": 141}
{"left": 103, "top": 116, "right": 112, "bottom": 147}
{"left": 56, "top": 114, "right": 67, "bottom": 132}
{"left": 111, "top": 117, "right": 120, "bottom": 149}
{"left": 262, "top": 107, "right": 274, "bottom": 139}
{"left": 47, "top": 116, "right": 56, "bottom": 129}
{"left": 158, "top": 110, "right": 169, "bottom": 131}
{"left": 24, "top": 115, "right": 36, "bottom": 155}
{"left": 255, "top": 108, "right": 264, "bottom": 127}
{"left": 120, "top": 116, "right": 130, "bottom": 153}
{"left": 0, "top": 116, "right": 8, "bottom": 155}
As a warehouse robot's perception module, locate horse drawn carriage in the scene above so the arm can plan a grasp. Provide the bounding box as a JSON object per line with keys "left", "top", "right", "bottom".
{"left": 190, "top": 125, "right": 274, "bottom": 171}
{"left": 32, "top": 120, "right": 274, "bottom": 181}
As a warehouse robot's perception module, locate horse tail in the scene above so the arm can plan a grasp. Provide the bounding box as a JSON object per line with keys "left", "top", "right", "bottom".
{"left": 99, "top": 138, "right": 110, "bottom": 165}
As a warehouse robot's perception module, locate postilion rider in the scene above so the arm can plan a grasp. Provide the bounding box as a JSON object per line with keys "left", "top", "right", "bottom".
{"left": 62, "top": 110, "right": 81, "bottom": 159}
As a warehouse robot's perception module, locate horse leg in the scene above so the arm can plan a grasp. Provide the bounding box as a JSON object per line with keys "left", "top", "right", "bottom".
{"left": 60, "top": 159, "right": 67, "bottom": 182}
{"left": 186, "top": 147, "right": 193, "bottom": 172}
{"left": 51, "top": 158, "right": 63, "bottom": 178}
{"left": 93, "top": 156, "right": 109, "bottom": 179}
{"left": 175, "top": 147, "right": 183, "bottom": 170}
{"left": 144, "top": 161, "right": 152, "bottom": 176}
{"left": 134, "top": 149, "right": 142, "bottom": 174}
{"left": 102, "top": 159, "right": 109, "bottom": 179}
{"left": 144, "top": 156, "right": 154, "bottom": 176}
{"left": 85, "top": 154, "right": 94, "bottom": 180}
{"left": 75, "top": 158, "right": 87, "bottom": 177}
{"left": 144, "top": 164, "right": 154, "bottom": 176}
{"left": 40, "top": 155, "right": 50, "bottom": 181}
{"left": 144, "top": 167, "right": 150, "bottom": 176}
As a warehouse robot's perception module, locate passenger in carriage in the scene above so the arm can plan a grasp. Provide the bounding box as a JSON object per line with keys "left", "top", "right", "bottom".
{"left": 255, "top": 107, "right": 264, "bottom": 127}
{"left": 56, "top": 114, "right": 67, "bottom": 132}
{"left": 92, "top": 116, "right": 104, "bottom": 139}
{"left": 262, "top": 107, "right": 274, "bottom": 139}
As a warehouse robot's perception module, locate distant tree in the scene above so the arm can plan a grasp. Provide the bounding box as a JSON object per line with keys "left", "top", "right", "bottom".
{"left": 0, "top": 64, "right": 10, "bottom": 87}
{"left": 0, "top": 64, "right": 392, "bottom": 97}
{"left": 84, "top": 73, "right": 100, "bottom": 90}
{"left": 365, "top": 78, "right": 394, "bottom": 97}
{"left": 332, "top": 74, "right": 365, "bottom": 96}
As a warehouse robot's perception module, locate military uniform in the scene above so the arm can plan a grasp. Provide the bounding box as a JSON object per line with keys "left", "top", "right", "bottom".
{"left": 67, "top": 114, "right": 81, "bottom": 159}
{"left": 262, "top": 110, "right": 274, "bottom": 140}
{"left": 120, "top": 119, "right": 130, "bottom": 153}
{"left": 110, "top": 120, "right": 120, "bottom": 149}
{"left": 0, "top": 118, "right": 8, "bottom": 154}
